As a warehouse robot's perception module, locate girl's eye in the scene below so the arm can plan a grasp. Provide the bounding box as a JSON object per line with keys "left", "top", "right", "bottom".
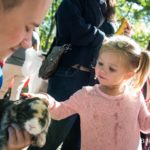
{"left": 98, "top": 62, "right": 103, "bottom": 66}
{"left": 109, "top": 67, "right": 116, "bottom": 72}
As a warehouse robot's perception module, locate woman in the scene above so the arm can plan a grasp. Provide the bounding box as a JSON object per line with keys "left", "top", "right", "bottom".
{"left": 0, "top": 0, "right": 52, "bottom": 149}
{"left": 28, "top": 0, "right": 116, "bottom": 150}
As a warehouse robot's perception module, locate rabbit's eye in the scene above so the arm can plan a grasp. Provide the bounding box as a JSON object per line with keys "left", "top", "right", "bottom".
{"left": 39, "top": 118, "right": 46, "bottom": 127}
{"left": 42, "top": 110, "right": 48, "bottom": 118}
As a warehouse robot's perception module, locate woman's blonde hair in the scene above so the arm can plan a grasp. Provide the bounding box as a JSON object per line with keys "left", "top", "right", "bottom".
{"left": 0, "top": 0, "right": 23, "bottom": 10}
{"left": 100, "top": 35, "right": 150, "bottom": 91}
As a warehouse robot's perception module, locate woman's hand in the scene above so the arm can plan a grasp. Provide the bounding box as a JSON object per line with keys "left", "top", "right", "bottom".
{"left": 124, "top": 22, "right": 133, "bottom": 37}
{"left": 7, "top": 124, "right": 32, "bottom": 150}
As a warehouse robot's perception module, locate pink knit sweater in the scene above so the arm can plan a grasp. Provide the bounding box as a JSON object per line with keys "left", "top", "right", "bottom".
{"left": 49, "top": 84, "right": 150, "bottom": 150}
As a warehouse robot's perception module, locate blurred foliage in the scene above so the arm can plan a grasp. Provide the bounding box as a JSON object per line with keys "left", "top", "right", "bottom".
{"left": 39, "top": 0, "right": 62, "bottom": 52}
{"left": 116, "top": 0, "right": 150, "bottom": 49}
{"left": 39, "top": 0, "right": 150, "bottom": 52}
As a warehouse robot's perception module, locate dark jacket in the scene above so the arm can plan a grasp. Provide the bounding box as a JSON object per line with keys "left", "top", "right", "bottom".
{"left": 53, "top": 0, "right": 115, "bottom": 68}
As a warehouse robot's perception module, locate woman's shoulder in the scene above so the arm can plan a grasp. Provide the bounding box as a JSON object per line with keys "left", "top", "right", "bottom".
{"left": 57, "top": 0, "right": 79, "bottom": 13}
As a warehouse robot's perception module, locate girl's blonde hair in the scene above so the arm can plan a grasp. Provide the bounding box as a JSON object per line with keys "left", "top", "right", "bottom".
{"left": 100, "top": 35, "right": 150, "bottom": 91}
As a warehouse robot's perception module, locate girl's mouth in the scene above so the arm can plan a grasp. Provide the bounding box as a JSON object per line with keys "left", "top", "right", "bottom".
{"left": 99, "top": 75, "right": 106, "bottom": 80}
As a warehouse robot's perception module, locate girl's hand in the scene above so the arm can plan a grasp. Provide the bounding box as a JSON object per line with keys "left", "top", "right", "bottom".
{"left": 7, "top": 124, "right": 32, "bottom": 150}
{"left": 22, "top": 93, "right": 55, "bottom": 108}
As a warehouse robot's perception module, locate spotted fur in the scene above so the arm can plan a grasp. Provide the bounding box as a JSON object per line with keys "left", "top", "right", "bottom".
{"left": 0, "top": 97, "right": 51, "bottom": 150}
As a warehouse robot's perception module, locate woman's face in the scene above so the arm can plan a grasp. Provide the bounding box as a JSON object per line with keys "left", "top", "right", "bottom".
{"left": 0, "top": 0, "right": 52, "bottom": 59}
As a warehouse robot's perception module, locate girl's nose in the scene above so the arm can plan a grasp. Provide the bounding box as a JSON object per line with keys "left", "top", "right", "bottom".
{"left": 21, "top": 31, "right": 33, "bottom": 49}
{"left": 100, "top": 67, "right": 106, "bottom": 75}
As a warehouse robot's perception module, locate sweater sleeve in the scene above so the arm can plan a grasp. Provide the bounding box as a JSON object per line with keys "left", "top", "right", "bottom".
{"left": 138, "top": 92, "right": 150, "bottom": 133}
{"left": 56, "top": 0, "right": 105, "bottom": 47}
{"left": 48, "top": 89, "right": 85, "bottom": 120}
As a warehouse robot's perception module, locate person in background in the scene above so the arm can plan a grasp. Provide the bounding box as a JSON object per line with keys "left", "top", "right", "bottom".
{"left": 22, "top": 32, "right": 47, "bottom": 94}
{"left": 0, "top": 0, "right": 52, "bottom": 149}
{"left": 0, "top": 31, "right": 40, "bottom": 101}
{"left": 141, "top": 41, "right": 150, "bottom": 150}
{"left": 28, "top": 0, "right": 116, "bottom": 150}
{"left": 44, "top": 35, "right": 150, "bottom": 150}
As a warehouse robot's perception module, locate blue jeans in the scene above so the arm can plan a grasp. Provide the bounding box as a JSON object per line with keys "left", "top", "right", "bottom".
{"left": 28, "top": 67, "right": 95, "bottom": 150}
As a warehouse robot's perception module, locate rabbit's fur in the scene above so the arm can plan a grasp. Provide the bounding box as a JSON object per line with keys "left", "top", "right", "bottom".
{"left": 0, "top": 97, "right": 51, "bottom": 150}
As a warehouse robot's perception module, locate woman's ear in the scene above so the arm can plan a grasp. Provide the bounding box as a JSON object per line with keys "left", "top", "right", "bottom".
{"left": 125, "top": 71, "right": 135, "bottom": 80}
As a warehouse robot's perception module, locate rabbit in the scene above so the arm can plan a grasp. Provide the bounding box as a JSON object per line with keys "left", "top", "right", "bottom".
{"left": 0, "top": 97, "right": 51, "bottom": 150}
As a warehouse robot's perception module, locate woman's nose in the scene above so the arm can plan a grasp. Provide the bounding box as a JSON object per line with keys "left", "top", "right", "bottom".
{"left": 21, "top": 31, "right": 33, "bottom": 49}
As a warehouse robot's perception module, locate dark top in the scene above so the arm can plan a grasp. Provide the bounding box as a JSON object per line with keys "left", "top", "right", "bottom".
{"left": 52, "top": 0, "right": 115, "bottom": 68}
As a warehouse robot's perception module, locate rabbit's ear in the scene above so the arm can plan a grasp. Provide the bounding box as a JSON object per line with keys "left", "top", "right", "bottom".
{"left": 34, "top": 132, "right": 46, "bottom": 147}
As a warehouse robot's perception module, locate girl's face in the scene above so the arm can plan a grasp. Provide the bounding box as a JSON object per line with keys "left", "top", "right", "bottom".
{"left": 0, "top": 0, "right": 52, "bottom": 59}
{"left": 95, "top": 51, "right": 131, "bottom": 87}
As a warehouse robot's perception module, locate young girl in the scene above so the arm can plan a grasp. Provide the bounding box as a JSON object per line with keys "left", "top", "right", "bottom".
{"left": 46, "top": 35, "right": 150, "bottom": 150}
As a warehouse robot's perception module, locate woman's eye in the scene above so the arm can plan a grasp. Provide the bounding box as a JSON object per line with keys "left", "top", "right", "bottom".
{"left": 25, "top": 26, "right": 30, "bottom": 32}
{"left": 109, "top": 67, "right": 116, "bottom": 72}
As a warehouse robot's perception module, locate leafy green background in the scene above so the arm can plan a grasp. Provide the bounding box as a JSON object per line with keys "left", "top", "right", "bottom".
{"left": 39, "top": 0, "right": 150, "bottom": 52}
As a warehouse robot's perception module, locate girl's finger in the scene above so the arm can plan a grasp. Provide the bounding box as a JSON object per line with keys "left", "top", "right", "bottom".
{"left": 21, "top": 92, "right": 35, "bottom": 98}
